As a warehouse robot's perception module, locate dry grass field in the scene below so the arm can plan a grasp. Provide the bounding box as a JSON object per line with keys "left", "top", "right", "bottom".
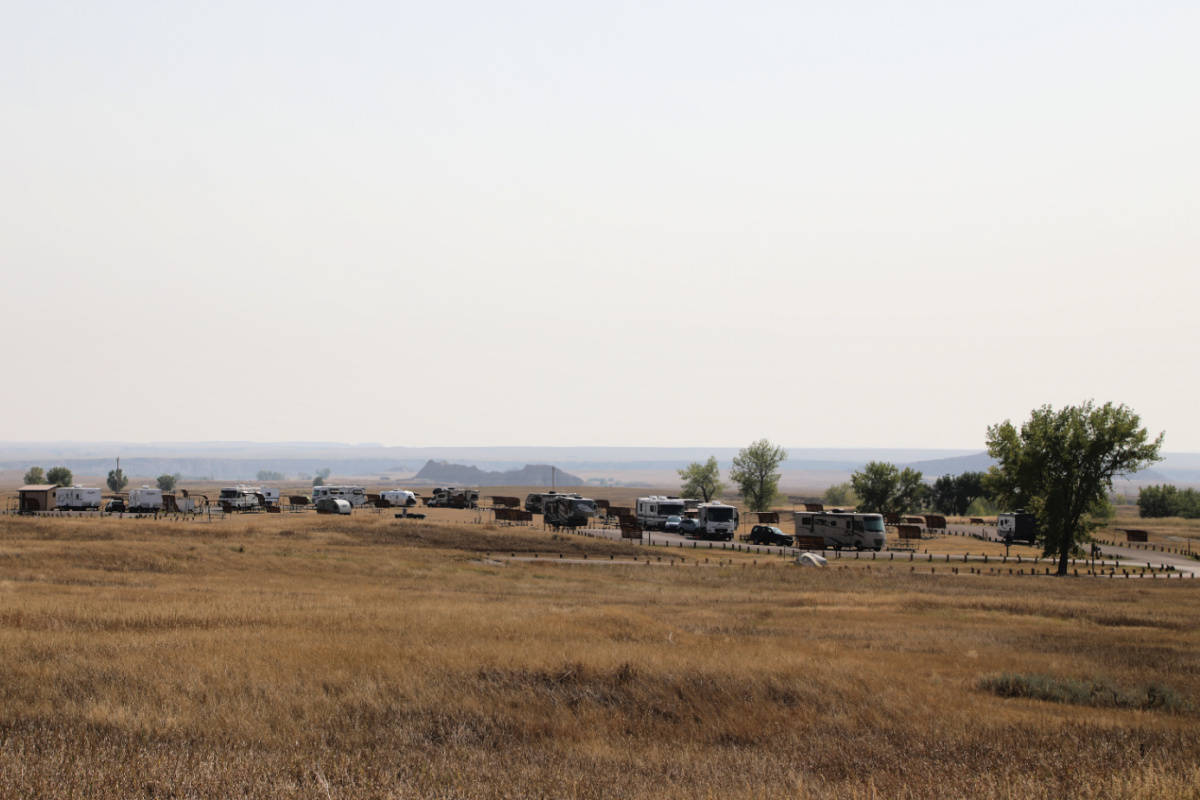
{"left": 1, "top": 511, "right": 1198, "bottom": 799}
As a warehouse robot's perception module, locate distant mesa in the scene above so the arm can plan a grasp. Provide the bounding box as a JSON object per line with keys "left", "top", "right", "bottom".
{"left": 413, "top": 460, "right": 583, "bottom": 487}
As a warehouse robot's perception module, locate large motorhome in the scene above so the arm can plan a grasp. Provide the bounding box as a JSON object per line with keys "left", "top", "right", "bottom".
{"left": 56, "top": 486, "right": 102, "bottom": 511}
{"left": 380, "top": 489, "right": 419, "bottom": 508}
{"left": 542, "top": 495, "right": 597, "bottom": 529}
{"left": 219, "top": 486, "right": 261, "bottom": 511}
{"left": 636, "top": 496, "right": 688, "bottom": 531}
{"left": 693, "top": 502, "right": 739, "bottom": 540}
{"left": 312, "top": 485, "right": 368, "bottom": 507}
{"left": 523, "top": 491, "right": 579, "bottom": 514}
{"left": 128, "top": 487, "right": 164, "bottom": 513}
{"left": 998, "top": 511, "right": 1038, "bottom": 544}
{"left": 793, "top": 511, "right": 886, "bottom": 551}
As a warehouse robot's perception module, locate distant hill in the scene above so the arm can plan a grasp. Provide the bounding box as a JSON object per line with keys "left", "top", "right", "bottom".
{"left": 413, "top": 461, "right": 582, "bottom": 487}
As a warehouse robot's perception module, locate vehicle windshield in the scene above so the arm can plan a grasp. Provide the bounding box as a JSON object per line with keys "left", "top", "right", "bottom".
{"left": 706, "top": 507, "right": 735, "bottom": 522}
{"left": 667, "top": 516, "right": 681, "bottom": 523}
{"left": 220, "top": 489, "right": 238, "bottom": 498}
{"left": 861, "top": 516, "right": 885, "bottom": 533}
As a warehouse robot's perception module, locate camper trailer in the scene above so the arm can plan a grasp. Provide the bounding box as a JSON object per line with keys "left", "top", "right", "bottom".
{"left": 793, "top": 511, "right": 886, "bottom": 551}
{"left": 380, "top": 489, "right": 419, "bottom": 507}
{"left": 636, "top": 496, "right": 688, "bottom": 531}
{"left": 523, "top": 491, "right": 579, "bottom": 514}
{"left": 315, "top": 497, "right": 352, "bottom": 515}
{"left": 56, "top": 486, "right": 102, "bottom": 511}
{"left": 257, "top": 487, "right": 281, "bottom": 507}
{"left": 998, "top": 511, "right": 1038, "bottom": 544}
{"left": 426, "top": 487, "right": 479, "bottom": 509}
{"left": 312, "top": 485, "right": 368, "bottom": 507}
{"left": 693, "top": 502, "right": 739, "bottom": 540}
{"left": 542, "top": 495, "right": 597, "bottom": 529}
{"left": 128, "top": 487, "right": 164, "bottom": 513}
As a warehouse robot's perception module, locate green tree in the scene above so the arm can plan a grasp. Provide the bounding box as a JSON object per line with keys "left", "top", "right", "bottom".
{"left": 986, "top": 401, "right": 1163, "bottom": 576}
{"left": 823, "top": 481, "right": 858, "bottom": 507}
{"left": 851, "top": 462, "right": 925, "bottom": 515}
{"left": 729, "top": 440, "right": 787, "bottom": 512}
{"left": 678, "top": 456, "right": 724, "bottom": 502}
{"left": 929, "top": 471, "right": 986, "bottom": 516}
{"left": 107, "top": 459, "right": 128, "bottom": 493}
{"left": 156, "top": 473, "right": 179, "bottom": 492}
{"left": 45, "top": 466, "right": 74, "bottom": 487}
{"left": 257, "top": 470, "right": 285, "bottom": 481}
{"left": 23, "top": 466, "right": 45, "bottom": 485}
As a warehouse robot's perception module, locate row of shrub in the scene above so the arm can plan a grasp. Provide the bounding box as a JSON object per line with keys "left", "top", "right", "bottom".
{"left": 980, "top": 672, "right": 1190, "bottom": 712}
{"left": 1138, "top": 484, "right": 1200, "bottom": 519}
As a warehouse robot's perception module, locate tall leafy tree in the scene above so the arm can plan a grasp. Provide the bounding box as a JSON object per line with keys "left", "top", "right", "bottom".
{"left": 987, "top": 401, "right": 1162, "bottom": 575}
{"left": 45, "top": 466, "right": 74, "bottom": 487}
{"left": 107, "top": 459, "right": 128, "bottom": 493}
{"left": 730, "top": 439, "right": 787, "bottom": 512}
{"left": 23, "top": 466, "right": 45, "bottom": 485}
{"left": 678, "top": 456, "right": 724, "bottom": 502}
{"left": 851, "top": 462, "right": 925, "bottom": 515}
{"left": 929, "top": 471, "right": 986, "bottom": 516}
{"left": 156, "top": 473, "right": 179, "bottom": 492}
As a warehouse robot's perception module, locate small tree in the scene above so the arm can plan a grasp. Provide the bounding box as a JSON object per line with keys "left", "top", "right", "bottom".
{"left": 23, "top": 466, "right": 45, "bottom": 485}
{"left": 46, "top": 466, "right": 74, "bottom": 487}
{"left": 107, "top": 459, "right": 128, "bottom": 493}
{"left": 257, "top": 470, "right": 285, "bottom": 481}
{"left": 730, "top": 439, "right": 787, "bottom": 512}
{"left": 986, "top": 401, "right": 1163, "bottom": 576}
{"left": 823, "top": 482, "right": 858, "bottom": 507}
{"left": 678, "top": 456, "right": 724, "bottom": 502}
{"left": 851, "top": 462, "right": 925, "bottom": 516}
{"left": 156, "top": 473, "right": 179, "bottom": 492}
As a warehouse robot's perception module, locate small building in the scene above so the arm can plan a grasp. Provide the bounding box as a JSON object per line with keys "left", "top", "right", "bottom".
{"left": 18, "top": 484, "right": 57, "bottom": 512}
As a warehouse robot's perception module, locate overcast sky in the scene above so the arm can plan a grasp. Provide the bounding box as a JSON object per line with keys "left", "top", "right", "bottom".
{"left": 2, "top": 1, "right": 1196, "bottom": 449}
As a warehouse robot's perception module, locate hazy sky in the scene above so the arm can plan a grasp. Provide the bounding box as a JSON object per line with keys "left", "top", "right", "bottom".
{"left": 2, "top": 1, "right": 1197, "bottom": 449}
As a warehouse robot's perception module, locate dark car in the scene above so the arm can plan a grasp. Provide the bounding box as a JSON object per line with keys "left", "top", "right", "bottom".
{"left": 104, "top": 499, "right": 126, "bottom": 513}
{"left": 679, "top": 517, "right": 700, "bottom": 535}
{"left": 749, "top": 525, "right": 792, "bottom": 546}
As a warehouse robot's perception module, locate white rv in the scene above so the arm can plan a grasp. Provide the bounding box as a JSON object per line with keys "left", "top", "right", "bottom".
{"left": 636, "top": 496, "right": 688, "bottom": 531}
{"left": 793, "top": 511, "right": 886, "bottom": 551}
{"left": 128, "top": 487, "right": 164, "bottom": 513}
{"left": 694, "top": 502, "right": 739, "bottom": 540}
{"left": 56, "top": 486, "right": 102, "bottom": 511}
{"left": 312, "top": 485, "right": 368, "bottom": 507}
{"left": 380, "top": 489, "right": 419, "bottom": 508}
{"left": 219, "top": 486, "right": 261, "bottom": 510}
{"left": 258, "top": 487, "right": 281, "bottom": 506}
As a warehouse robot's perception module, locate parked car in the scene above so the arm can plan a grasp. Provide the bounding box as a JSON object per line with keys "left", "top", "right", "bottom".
{"left": 748, "top": 525, "right": 792, "bottom": 546}
{"left": 104, "top": 499, "right": 126, "bottom": 513}
{"left": 663, "top": 515, "right": 682, "bottom": 533}
{"left": 679, "top": 518, "right": 700, "bottom": 535}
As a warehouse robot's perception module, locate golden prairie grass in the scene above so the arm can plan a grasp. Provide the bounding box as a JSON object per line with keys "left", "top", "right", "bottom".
{"left": 0, "top": 512, "right": 1198, "bottom": 799}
